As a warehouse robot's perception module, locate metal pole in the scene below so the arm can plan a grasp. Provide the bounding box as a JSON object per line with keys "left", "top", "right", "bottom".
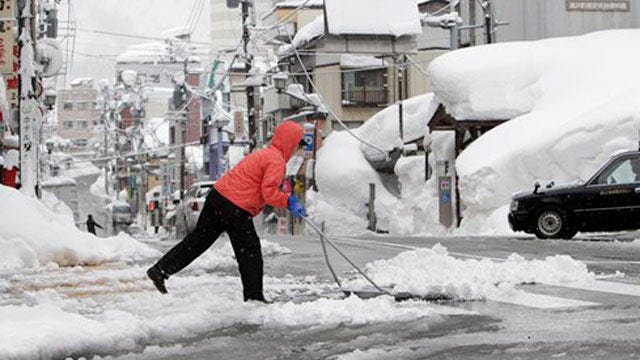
{"left": 367, "top": 183, "right": 376, "bottom": 232}
{"left": 180, "top": 114, "right": 186, "bottom": 200}
{"left": 469, "top": 0, "right": 476, "bottom": 46}
{"left": 207, "top": 118, "right": 214, "bottom": 180}
{"left": 242, "top": 1, "right": 256, "bottom": 152}
{"left": 450, "top": 21, "right": 460, "bottom": 50}
{"left": 179, "top": 59, "right": 188, "bottom": 200}
{"left": 484, "top": 0, "right": 494, "bottom": 44}
{"left": 398, "top": 101, "right": 404, "bottom": 143}
{"left": 216, "top": 126, "right": 223, "bottom": 179}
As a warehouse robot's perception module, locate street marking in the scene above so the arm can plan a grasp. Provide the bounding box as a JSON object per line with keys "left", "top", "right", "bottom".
{"left": 487, "top": 291, "right": 598, "bottom": 309}
{"left": 329, "top": 236, "right": 600, "bottom": 309}
{"left": 552, "top": 280, "right": 640, "bottom": 298}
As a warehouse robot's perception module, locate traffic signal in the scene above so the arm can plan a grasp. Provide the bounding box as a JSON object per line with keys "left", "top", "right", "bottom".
{"left": 149, "top": 200, "right": 159, "bottom": 212}
{"left": 226, "top": 0, "right": 239, "bottom": 8}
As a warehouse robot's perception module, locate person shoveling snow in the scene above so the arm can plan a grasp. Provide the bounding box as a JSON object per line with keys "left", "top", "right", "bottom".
{"left": 147, "top": 121, "right": 308, "bottom": 303}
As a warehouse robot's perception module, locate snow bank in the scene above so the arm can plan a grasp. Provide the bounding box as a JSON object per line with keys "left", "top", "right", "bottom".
{"left": 312, "top": 94, "right": 440, "bottom": 234}
{"left": 348, "top": 244, "right": 595, "bottom": 300}
{"left": 358, "top": 93, "right": 438, "bottom": 157}
{"left": 324, "top": 0, "right": 421, "bottom": 37}
{"left": 427, "top": 30, "right": 640, "bottom": 233}
{"left": 0, "top": 269, "right": 463, "bottom": 359}
{"left": 186, "top": 238, "right": 293, "bottom": 274}
{"left": 0, "top": 186, "right": 159, "bottom": 272}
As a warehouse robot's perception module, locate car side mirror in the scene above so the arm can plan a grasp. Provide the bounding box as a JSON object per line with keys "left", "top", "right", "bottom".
{"left": 533, "top": 182, "right": 541, "bottom": 194}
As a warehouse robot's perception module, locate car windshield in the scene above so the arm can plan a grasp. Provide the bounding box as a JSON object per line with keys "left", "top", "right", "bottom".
{"left": 114, "top": 206, "right": 130, "bottom": 213}
{"left": 196, "top": 185, "right": 213, "bottom": 197}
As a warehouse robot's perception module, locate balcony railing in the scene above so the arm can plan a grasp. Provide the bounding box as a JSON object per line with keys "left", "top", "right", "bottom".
{"left": 342, "top": 88, "right": 388, "bottom": 106}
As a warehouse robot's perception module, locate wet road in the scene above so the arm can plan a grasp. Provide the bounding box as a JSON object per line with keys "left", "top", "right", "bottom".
{"left": 70, "top": 175, "right": 640, "bottom": 359}
{"left": 138, "top": 233, "right": 640, "bottom": 360}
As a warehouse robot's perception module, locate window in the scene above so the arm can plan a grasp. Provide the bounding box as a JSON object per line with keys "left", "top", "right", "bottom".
{"left": 63, "top": 120, "right": 73, "bottom": 129}
{"left": 63, "top": 102, "right": 73, "bottom": 110}
{"left": 342, "top": 69, "right": 387, "bottom": 106}
{"left": 595, "top": 157, "right": 640, "bottom": 185}
{"left": 72, "top": 138, "right": 88, "bottom": 147}
{"left": 76, "top": 102, "right": 89, "bottom": 110}
{"left": 78, "top": 120, "right": 88, "bottom": 129}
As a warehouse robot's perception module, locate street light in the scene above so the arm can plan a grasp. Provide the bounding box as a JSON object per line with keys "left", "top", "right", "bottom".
{"left": 272, "top": 72, "right": 289, "bottom": 93}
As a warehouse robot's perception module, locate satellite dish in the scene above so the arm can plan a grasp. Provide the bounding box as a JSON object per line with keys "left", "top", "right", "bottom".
{"left": 35, "top": 38, "right": 63, "bottom": 78}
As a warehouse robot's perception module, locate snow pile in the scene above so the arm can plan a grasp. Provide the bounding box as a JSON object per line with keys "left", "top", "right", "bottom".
{"left": 0, "top": 186, "right": 159, "bottom": 271}
{"left": 313, "top": 131, "right": 398, "bottom": 231}
{"left": 0, "top": 269, "right": 464, "bottom": 359}
{"left": 348, "top": 244, "right": 595, "bottom": 299}
{"left": 40, "top": 189, "right": 75, "bottom": 221}
{"left": 311, "top": 94, "right": 439, "bottom": 233}
{"left": 290, "top": 15, "right": 325, "bottom": 49}
{"left": 60, "top": 159, "right": 101, "bottom": 179}
{"left": 324, "top": 0, "right": 421, "bottom": 37}
{"left": 185, "top": 238, "right": 293, "bottom": 274}
{"left": 358, "top": 93, "right": 438, "bottom": 158}
{"left": 340, "top": 54, "right": 387, "bottom": 69}
{"left": 427, "top": 29, "right": 640, "bottom": 233}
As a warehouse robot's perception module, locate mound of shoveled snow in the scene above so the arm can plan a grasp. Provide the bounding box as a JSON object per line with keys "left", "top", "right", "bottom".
{"left": 428, "top": 29, "right": 640, "bottom": 233}
{"left": 346, "top": 244, "right": 594, "bottom": 299}
{"left": 0, "top": 185, "right": 159, "bottom": 272}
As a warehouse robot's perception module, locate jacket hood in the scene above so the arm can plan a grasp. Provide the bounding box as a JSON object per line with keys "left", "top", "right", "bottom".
{"left": 271, "top": 121, "right": 304, "bottom": 161}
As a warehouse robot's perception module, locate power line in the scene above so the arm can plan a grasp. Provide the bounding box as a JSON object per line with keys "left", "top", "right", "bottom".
{"left": 76, "top": 28, "right": 213, "bottom": 46}
{"left": 283, "top": 27, "right": 389, "bottom": 159}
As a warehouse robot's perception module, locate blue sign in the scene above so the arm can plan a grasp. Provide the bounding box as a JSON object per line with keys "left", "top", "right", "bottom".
{"left": 441, "top": 191, "right": 450, "bottom": 203}
{"left": 303, "top": 133, "right": 314, "bottom": 152}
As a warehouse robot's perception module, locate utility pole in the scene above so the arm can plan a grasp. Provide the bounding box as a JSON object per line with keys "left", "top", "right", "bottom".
{"left": 241, "top": 0, "right": 257, "bottom": 152}
{"left": 484, "top": 0, "right": 494, "bottom": 44}
{"left": 468, "top": 0, "right": 476, "bottom": 46}
{"left": 18, "top": 0, "right": 40, "bottom": 198}
{"left": 174, "top": 59, "right": 189, "bottom": 200}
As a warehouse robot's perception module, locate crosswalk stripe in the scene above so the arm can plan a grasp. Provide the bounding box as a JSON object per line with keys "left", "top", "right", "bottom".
{"left": 551, "top": 280, "right": 640, "bottom": 297}
{"left": 487, "top": 291, "right": 599, "bottom": 309}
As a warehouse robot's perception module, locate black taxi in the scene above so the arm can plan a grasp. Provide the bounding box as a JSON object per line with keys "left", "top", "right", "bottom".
{"left": 508, "top": 150, "right": 640, "bottom": 239}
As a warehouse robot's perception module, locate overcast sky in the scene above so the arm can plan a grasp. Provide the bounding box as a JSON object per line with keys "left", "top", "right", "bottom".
{"left": 57, "top": 0, "right": 211, "bottom": 88}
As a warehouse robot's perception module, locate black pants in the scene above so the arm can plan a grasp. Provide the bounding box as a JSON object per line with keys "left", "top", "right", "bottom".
{"left": 154, "top": 188, "right": 264, "bottom": 301}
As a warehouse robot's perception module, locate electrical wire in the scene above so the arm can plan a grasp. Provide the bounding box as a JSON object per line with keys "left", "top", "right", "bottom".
{"left": 63, "top": 140, "right": 202, "bottom": 164}
{"left": 283, "top": 27, "right": 389, "bottom": 160}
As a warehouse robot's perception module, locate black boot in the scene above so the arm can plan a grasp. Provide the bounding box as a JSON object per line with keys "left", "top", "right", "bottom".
{"left": 147, "top": 266, "right": 168, "bottom": 294}
{"left": 244, "top": 294, "right": 271, "bottom": 304}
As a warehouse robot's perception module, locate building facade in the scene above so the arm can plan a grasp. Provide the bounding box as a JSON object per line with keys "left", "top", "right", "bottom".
{"left": 56, "top": 78, "right": 102, "bottom": 151}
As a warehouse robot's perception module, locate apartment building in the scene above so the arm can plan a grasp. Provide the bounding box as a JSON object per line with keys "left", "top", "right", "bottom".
{"left": 56, "top": 78, "right": 102, "bottom": 151}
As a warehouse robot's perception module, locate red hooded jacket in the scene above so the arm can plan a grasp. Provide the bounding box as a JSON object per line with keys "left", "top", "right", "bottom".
{"left": 214, "top": 121, "right": 304, "bottom": 216}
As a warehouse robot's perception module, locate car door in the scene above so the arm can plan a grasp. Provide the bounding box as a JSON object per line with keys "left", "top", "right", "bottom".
{"left": 579, "top": 155, "right": 640, "bottom": 231}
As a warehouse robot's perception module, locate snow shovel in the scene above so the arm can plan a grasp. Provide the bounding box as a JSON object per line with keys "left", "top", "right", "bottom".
{"left": 301, "top": 216, "right": 441, "bottom": 302}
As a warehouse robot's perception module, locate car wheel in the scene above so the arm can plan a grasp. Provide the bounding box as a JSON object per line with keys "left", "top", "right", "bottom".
{"left": 534, "top": 207, "right": 569, "bottom": 239}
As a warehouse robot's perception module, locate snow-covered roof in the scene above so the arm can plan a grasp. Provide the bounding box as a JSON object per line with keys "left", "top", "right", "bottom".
{"left": 70, "top": 77, "right": 93, "bottom": 86}
{"left": 291, "top": 15, "right": 325, "bottom": 49}
{"left": 324, "top": 0, "right": 422, "bottom": 37}
{"left": 427, "top": 29, "right": 640, "bottom": 232}
{"left": 340, "top": 54, "right": 387, "bottom": 69}
{"left": 275, "top": 0, "right": 324, "bottom": 8}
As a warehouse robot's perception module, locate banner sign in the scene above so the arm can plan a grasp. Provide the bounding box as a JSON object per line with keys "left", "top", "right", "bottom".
{"left": 0, "top": 20, "right": 14, "bottom": 74}
{"left": 0, "top": 0, "right": 15, "bottom": 19}
{"left": 567, "top": 0, "right": 630, "bottom": 11}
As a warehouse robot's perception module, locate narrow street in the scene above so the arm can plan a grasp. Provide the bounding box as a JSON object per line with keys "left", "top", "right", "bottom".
{"left": 143, "top": 233, "right": 640, "bottom": 360}
{"left": 34, "top": 175, "right": 637, "bottom": 359}
{"left": 74, "top": 172, "right": 111, "bottom": 236}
